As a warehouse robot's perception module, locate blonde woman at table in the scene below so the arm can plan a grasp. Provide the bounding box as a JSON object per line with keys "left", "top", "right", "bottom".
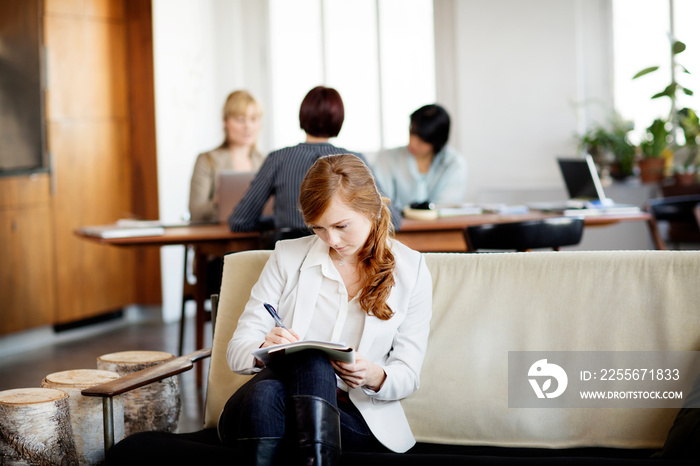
{"left": 188, "top": 90, "right": 264, "bottom": 223}
{"left": 219, "top": 154, "right": 433, "bottom": 465}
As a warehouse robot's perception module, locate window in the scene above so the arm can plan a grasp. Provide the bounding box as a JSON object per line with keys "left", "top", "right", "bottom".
{"left": 613, "top": 0, "right": 700, "bottom": 144}
{"left": 268, "top": 0, "right": 436, "bottom": 155}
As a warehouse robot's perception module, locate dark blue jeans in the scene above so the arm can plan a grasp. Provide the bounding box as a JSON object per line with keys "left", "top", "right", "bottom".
{"left": 218, "top": 350, "right": 387, "bottom": 453}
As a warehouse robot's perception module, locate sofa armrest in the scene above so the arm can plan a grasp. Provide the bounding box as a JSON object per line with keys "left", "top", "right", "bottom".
{"left": 81, "top": 348, "right": 212, "bottom": 452}
{"left": 82, "top": 348, "right": 211, "bottom": 397}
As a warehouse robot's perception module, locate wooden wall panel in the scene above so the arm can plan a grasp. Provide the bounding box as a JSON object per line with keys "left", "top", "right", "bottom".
{"left": 44, "top": 12, "right": 128, "bottom": 119}
{"left": 49, "top": 120, "right": 136, "bottom": 323}
{"left": 0, "top": 203, "right": 56, "bottom": 334}
{"left": 0, "top": 0, "right": 159, "bottom": 335}
{"left": 125, "top": 0, "right": 161, "bottom": 304}
{"left": 45, "top": 0, "right": 125, "bottom": 19}
{"left": 0, "top": 174, "right": 52, "bottom": 208}
{"left": 43, "top": 0, "right": 160, "bottom": 325}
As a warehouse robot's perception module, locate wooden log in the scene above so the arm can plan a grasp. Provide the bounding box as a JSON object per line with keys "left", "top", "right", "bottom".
{"left": 0, "top": 387, "right": 79, "bottom": 465}
{"left": 96, "top": 350, "right": 181, "bottom": 435}
{"left": 41, "top": 369, "right": 125, "bottom": 465}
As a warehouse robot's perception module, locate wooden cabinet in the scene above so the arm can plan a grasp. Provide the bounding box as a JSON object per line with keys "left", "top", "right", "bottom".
{"left": 0, "top": 176, "right": 56, "bottom": 334}
{"left": 0, "top": 0, "right": 160, "bottom": 335}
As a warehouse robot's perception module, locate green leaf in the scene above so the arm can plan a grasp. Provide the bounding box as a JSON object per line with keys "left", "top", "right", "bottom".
{"left": 682, "top": 87, "right": 694, "bottom": 96}
{"left": 679, "top": 65, "right": 691, "bottom": 75}
{"left": 632, "top": 66, "right": 659, "bottom": 79}
{"left": 651, "top": 84, "right": 675, "bottom": 99}
{"left": 672, "top": 40, "right": 686, "bottom": 55}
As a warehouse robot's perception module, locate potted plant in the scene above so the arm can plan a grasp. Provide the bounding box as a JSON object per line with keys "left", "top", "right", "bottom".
{"left": 632, "top": 39, "right": 693, "bottom": 137}
{"left": 638, "top": 118, "right": 672, "bottom": 183}
{"left": 577, "top": 114, "right": 636, "bottom": 180}
{"left": 633, "top": 38, "right": 695, "bottom": 181}
{"left": 673, "top": 107, "right": 700, "bottom": 185}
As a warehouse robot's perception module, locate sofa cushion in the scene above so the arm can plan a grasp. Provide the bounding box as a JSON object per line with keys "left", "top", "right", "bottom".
{"left": 205, "top": 249, "right": 700, "bottom": 451}
{"left": 402, "top": 251, "right": 700, "bottom": 449}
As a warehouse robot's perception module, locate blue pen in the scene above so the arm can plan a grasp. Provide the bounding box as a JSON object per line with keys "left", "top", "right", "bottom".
{"left": 263, "top": 302, "right": 288, "bottom": 329}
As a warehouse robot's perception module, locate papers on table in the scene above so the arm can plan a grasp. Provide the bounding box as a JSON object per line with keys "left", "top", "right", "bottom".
{"left": 403, "top": 203, "right": 484, "bottom": 220}
{"left": 561, "top": 205, "right": 642, "bottom": 217}
{"left": 78, "top": 219, "right": 165, "bottom": 239}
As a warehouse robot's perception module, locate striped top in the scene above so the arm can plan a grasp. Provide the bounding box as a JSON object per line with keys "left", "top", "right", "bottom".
{"left": 228, "top": 143, "right": 401, "bottom": 232}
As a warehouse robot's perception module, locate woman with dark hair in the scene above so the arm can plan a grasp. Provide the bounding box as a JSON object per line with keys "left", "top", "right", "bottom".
{"left": 228, "top": 86, "right": 400, "bottom": 238}
{"left": 299, "top": 86, "right": 345, "bottom": 138}
{"left": 219, "top": 154, "right": 432, "bottom": 465}
{"left": 373, "top": 104, "right": 468, "bottom": 213}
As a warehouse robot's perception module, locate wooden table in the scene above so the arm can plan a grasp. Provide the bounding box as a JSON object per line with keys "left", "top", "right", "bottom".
{"left": 76, "top": 211, "right": 652, "bottom": 385}
{"left": 76, "top": 225, "right": 260, "bottom": 384}
{"left": 396, "top": 211, "right": 653, "bottom": 252}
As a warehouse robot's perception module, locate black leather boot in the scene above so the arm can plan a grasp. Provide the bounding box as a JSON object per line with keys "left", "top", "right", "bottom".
{"left": 236, "top": 437, "right": 283, "bottom": 466}
{"left": 289, "top": 395, "right": 341, "bottom": 466}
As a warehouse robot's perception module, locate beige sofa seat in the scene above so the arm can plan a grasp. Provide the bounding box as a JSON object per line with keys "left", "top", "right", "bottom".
{"left": 205, "top": 249, "right": 700, "bottom": 450}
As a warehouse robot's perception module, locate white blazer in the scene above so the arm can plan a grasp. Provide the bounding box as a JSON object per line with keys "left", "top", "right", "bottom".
{"left": 227, "top": 235, "right": 433, "bottom": 453}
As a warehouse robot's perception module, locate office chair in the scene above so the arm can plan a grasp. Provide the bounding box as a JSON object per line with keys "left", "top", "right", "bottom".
{"left": 178, "top": 246, "right": 224, "bottom": 356}
{"left": 463, "top": 217, "right": 585, "bottom": 252}
{"left": 645, "top": 194, "right": 700, "bottom": 250}
{"left": 178, "top": 246, "right": 198, "bottom": 356}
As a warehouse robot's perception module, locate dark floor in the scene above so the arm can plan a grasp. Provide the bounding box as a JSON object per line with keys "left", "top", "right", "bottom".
{"left": 0, "top": 314, "right": 210, "bottom": 434}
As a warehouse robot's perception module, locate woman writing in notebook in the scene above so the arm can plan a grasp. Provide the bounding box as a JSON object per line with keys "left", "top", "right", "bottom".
{"left": 188, "top": 90, "right": 264, "bottom": 223}
{"left": 219, "top": 154, "right": 433, "bottom": 465}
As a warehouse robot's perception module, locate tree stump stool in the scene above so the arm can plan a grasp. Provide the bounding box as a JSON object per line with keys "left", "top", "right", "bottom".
{"left": 96, "top": 350, "right": 181, "bottom": 435}
{"left": 0, "top": 387, "right": 79, "bottom": 465}
{"left": 42, "top": 369, "right": 125, "bottom": 465}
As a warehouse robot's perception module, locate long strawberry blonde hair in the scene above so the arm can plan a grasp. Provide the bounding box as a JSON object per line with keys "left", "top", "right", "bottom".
{"left": 299, "top": 154, "right": 396, "bottom": 320}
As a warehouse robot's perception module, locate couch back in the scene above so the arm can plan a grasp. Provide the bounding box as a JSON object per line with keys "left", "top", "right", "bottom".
{"left": 205, "top": 249, "right": 700, "bottom": 449}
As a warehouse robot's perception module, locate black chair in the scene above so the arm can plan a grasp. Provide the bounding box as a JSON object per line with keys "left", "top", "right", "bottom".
{"left": 178, "top": 246, "right": 221, "bottom": 356}
{"left": 645, "top": 194, "right": 700, "bottom": 250}
{"left": 464, "top": 217, "right": 585, "bottom": 252}
{"left": 178, "top": 246, "right": 197, "bottom": 356}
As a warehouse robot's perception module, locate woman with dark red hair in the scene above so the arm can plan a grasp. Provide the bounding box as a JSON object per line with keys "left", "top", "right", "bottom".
{"left": 228, "top": 86, "right": 398, "bottom": 243}
{"left": 104, "top": 155, "right": 425, "bottom": 466}
{"left": 221, "top": 154, "right": 432, "bottom": 464}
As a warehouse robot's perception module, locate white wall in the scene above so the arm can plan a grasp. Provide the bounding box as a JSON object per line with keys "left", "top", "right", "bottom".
{"left": 435, "top": 0, "right": 614, "bottom": 202}
{"left": 151, "top": 0, "right": 620, "bottom": 321}
{"left": 152, "top": 0, "right": 269, "bottom": 322}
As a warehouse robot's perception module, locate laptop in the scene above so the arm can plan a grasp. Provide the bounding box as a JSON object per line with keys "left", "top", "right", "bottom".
{"left": 528, "top": 155, "right": 638, "bottom": 213}
{"left": 557, "top": 155, "right": 610, "bottom": 206}
{"left": 217, "top": 170, "right": 274, "bottom": 223}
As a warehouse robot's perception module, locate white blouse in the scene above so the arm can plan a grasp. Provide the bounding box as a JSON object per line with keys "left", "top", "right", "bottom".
{"left": 305, "top": 251, "right": 365, "bottom": 351}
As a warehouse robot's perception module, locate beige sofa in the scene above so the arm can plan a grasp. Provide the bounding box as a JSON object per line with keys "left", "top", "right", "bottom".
{"left": 202, "top": 249, "right": 700, "bottom": 462}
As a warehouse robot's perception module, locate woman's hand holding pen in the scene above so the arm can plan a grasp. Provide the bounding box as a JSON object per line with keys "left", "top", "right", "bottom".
{"left": 254, "top": 328, "right": 299, "bottom": 367}
{"left": 261, "top": 326, "right": 300, "bottom": 348}
{"left": 332, "top": 353, "right": 386, "bottom": 392}
{"left": 260, "top": 302, "right": 299, "bottom": 348}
